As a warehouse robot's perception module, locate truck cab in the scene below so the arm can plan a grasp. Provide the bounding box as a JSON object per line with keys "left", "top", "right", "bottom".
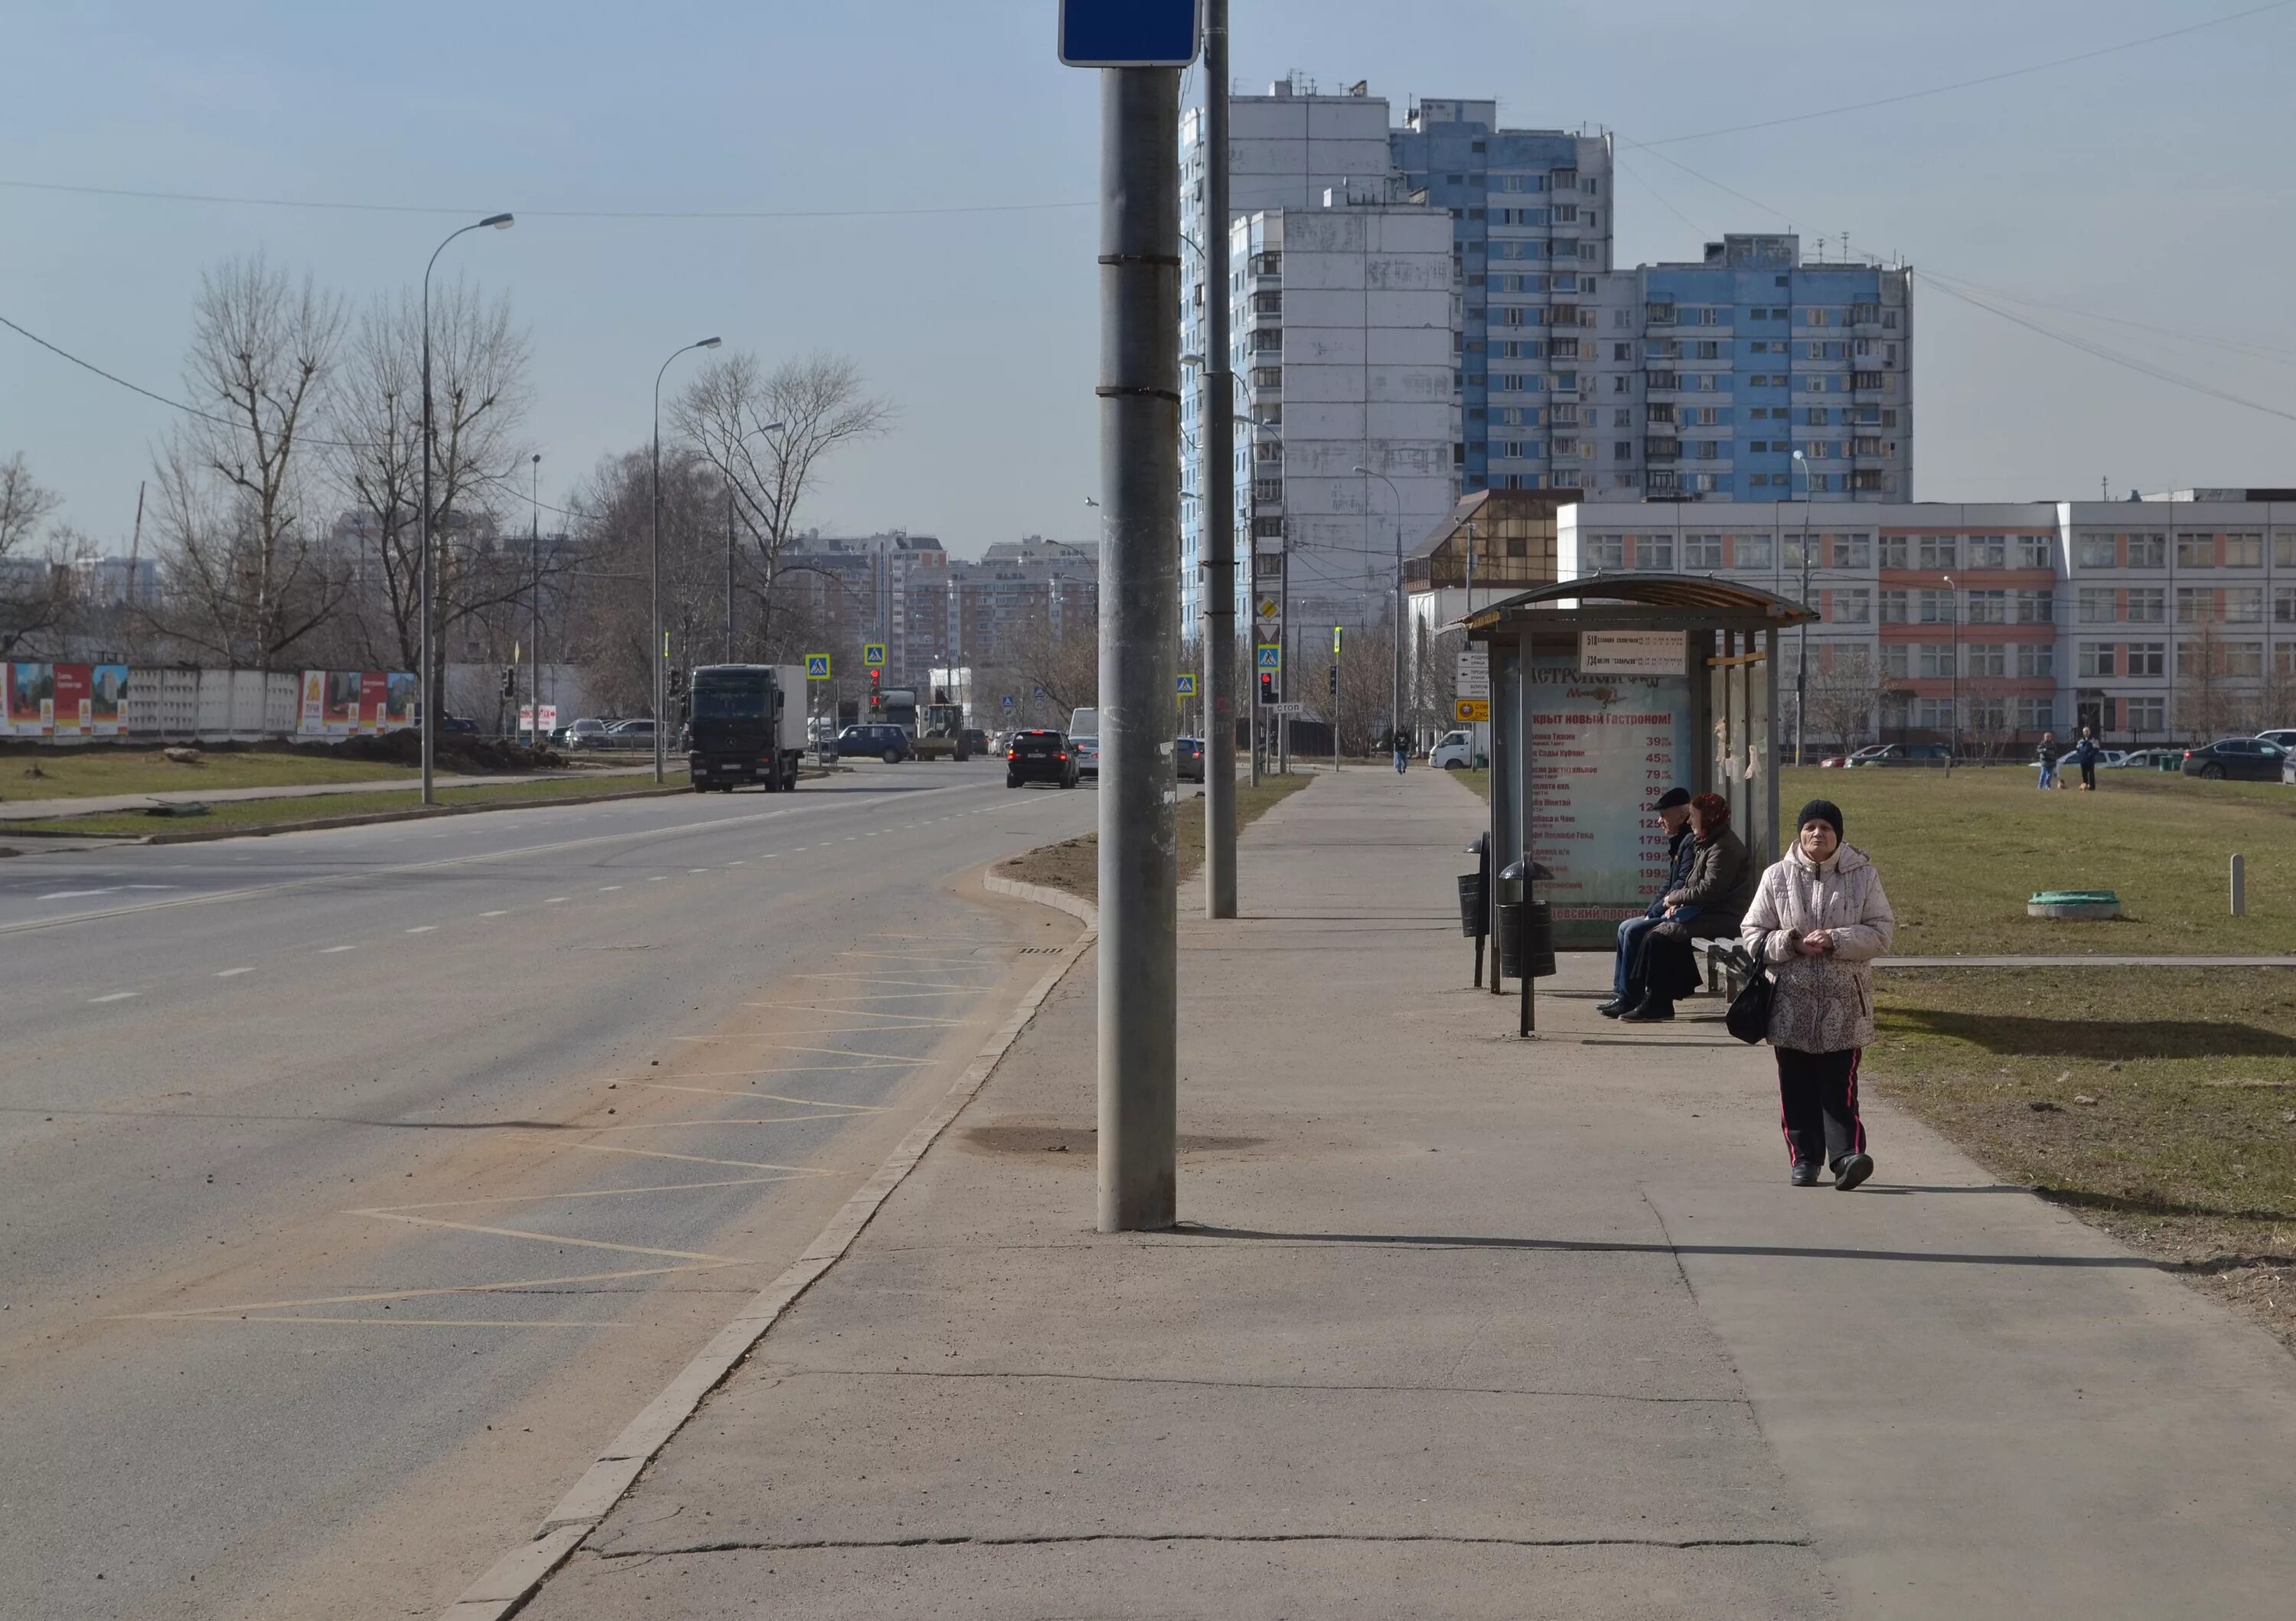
{"left": 684, "top": 664, "right": 808, "bottom": 792}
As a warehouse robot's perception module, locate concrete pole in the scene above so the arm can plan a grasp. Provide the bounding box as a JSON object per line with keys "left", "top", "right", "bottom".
{"left": 1095, "top": 66, "right": 1180, "bottom": 1234}
{"left": 2231, "top": 853, "right": 2246, "bottom": 916}
{"left": 1201, "top": 0, "right": 1238, "bottom": 919}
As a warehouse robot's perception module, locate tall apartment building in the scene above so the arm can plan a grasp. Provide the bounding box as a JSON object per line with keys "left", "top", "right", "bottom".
{"left": 1576, "top": 235, "right": 1913, "bottom": 503}
{"left": 777, "top": 530, "right": 947, "bottom": 683}
{"left": 1548, "top": 495, "right": 2296, "bottom": 749}
{"left": 1228, "top": 200, "right": 1456, "bottom": 638}
{"left": 943, "top": 538, "right": 1097, "bottom": 668}
{"left": 1179, "top": 83, "right": 1613, "bottom": 633}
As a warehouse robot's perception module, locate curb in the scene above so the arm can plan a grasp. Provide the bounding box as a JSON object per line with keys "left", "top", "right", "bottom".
{"left": 2, "top": 782, "right": 700, "bottom": 845}
{"left": 438, "top": 879, "right": 1098, "bottom": 1620}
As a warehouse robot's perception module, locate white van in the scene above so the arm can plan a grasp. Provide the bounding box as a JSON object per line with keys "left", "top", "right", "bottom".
{"left": 1068, "top": 708, "right": 1098, "bottom": 740}
{"left": 1430, "top": 730, "right": 1476, "bottom": 770}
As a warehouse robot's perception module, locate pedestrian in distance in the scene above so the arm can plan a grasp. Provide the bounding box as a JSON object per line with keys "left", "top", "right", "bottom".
{"left": 1394, "top": 729, "right": 1409, "bottom": 775}
{"left": 2035, "top": 730, "right": 2060, "bottom": 791}
{"left": 2070, "top": 726, "right": 2101, "bottom": 791}
{"left": 1619, "top": 791, "right": 1756, "bottom": 1023}
{"left": 1740, "top": 799, "right": 1896, "bottom": 1190}
{"left": 1597, "top": 788, "right": 1694, "bottom": 1018}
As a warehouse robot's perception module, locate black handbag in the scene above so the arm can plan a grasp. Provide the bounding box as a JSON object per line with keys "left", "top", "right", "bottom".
{"left": 1721, "top": 942, "right": 1773, "bottom": 1045}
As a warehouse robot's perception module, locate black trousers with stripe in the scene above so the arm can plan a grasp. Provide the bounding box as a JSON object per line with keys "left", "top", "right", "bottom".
{"left": 1775, "top": 1045, "right": 1867, "bottom": 1169}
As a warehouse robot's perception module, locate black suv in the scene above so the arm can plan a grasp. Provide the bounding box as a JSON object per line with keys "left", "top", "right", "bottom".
{"left": 1006, "top": 729, "right": 1078, "bottom": 789}
{"left": 835, "top": 723, "right": 915, "bottom": 764}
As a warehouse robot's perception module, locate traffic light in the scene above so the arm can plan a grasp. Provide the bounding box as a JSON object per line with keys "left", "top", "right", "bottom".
{"left": 869, "top": 668, "right": 882, "bottom": 709}
{"left": 1258, "top": 672, "right": 1276, "bottom": 706}
{"left": 499, "top": 666, "right": 515, "bottom": 698}
{"left": 667, "top": 668, "right": 686, "bottom": 698}
{"left": 1328, "top": 665, "right": 1337, "bottom": 696}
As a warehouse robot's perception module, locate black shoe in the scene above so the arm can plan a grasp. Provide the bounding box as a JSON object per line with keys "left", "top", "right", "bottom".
{"left": 1832, "top": 1153, "right": 1874, "bottom": 1192}
{"left": 1618, "top": 997, "right": 1675, "bottom": 1023}
{"left": 1790, "top": 1161, "right": 1820, "bottom": 1187}
{"left": 1595, "top": 999, "right": 1627, "bottom": 1018}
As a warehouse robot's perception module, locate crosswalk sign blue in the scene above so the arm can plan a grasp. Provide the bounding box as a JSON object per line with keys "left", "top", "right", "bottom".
{"left": 863, "top": 644, "right": 886, "bottom": 669}
{"left": 1256, "top": 644, "right": 1281, "bottom": 671}
{"left": 1176, "top": 673, "right": 1197, "bottom": 696}
{"left": 805, "top": 653, "right": 831, "bottom": 680}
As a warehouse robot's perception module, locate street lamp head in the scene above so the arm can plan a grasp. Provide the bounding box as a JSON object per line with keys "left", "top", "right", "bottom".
{"left": 697, "top": 336, "right": 723, "bottom": 350}
{"left": 1180, "top": 352, "right": 1205, "bottom": 368}
{"left": 482, "top": 213, "right": 514, "bottom": 230}
{"left": 1791, "top": 449, "right": 1805, "bottom": 462}
{"left": 1351, "top": 465, "right": 1369, "bottom": 475}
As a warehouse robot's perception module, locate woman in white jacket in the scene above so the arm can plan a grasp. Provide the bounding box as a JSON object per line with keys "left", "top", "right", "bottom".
{"left": 1740, "top": 799, "right": 1896, "bottom": 1189}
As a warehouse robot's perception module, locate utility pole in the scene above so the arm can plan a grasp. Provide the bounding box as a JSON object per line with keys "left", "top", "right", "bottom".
{"left": 1201, "top": 0, "right": 1238, "bottom": 918}
{"left": 1068, "top": 11, "right": 1187, "bottom": 1234}
{"left": 529, "top": 454, "right": 541, "bottom": 743}
{"left": 1332, "top": 624, "right": 1341, "bottom": 773}
{"left": 725, "top": 483, "right": 737, "bottom": 663}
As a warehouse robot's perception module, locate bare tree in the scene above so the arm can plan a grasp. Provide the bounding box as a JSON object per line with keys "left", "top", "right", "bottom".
{"left": 1003, "top": 612, "right": 1097, "bottom": 719}
{"left": 563, "top": 447, "right": 728, "bottom": 717}
{"left": 1805, "top": 648, "right": 1891, "bottom": 755}
{"left": 673, "top": 351, "right": 892, "bottom": 651}
{"left": 145, "top": 254, "right": 347, "bottom": 668}
{"left": 0, "top": 453, "right": 73, "bottom": 657}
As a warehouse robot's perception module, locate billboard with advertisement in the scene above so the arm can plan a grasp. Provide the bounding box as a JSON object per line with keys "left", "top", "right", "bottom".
{"left": 300, "top": 671, "right": 326, "bottom": 732}
{"left": 51, "top": 664, "right": 92, "bottom": 736}
{"left": 5, "top": 663, "right": 51, "bottom": 735}
{"left": 323, "top": 670, "right": 362, "bottom": 732}
{"left": 359, "top": 671, "right": 390, "bottom": 732}
{"left": 90, "top": 664, "right": 128, "bottom": 735}
{"left": 298, "top": 670, "right": 413, "bottom": 735}
{"left": 1528, "top": 656, "right": 1695, "bottom": 944}
{"left": 384, "top": 671, "right": 416, "bottom": 728}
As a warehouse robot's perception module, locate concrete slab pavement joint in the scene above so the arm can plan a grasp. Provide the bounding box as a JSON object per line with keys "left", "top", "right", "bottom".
{"left": 436, "top": 878, "right": 1098, "bottom": 1621}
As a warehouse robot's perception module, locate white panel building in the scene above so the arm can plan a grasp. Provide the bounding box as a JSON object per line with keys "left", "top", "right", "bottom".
{"left": 1235, "top": 197, "right": 1456, "bottom": 643}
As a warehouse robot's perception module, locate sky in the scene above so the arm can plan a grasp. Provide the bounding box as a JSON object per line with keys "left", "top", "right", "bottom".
{"left": 5, "top": 0, "right": 2294, "bottom": 562}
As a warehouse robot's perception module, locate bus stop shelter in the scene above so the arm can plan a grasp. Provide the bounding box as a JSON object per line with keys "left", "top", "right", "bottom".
{"left": 1462, "top": 574, "right": 1818, "bottom": 954}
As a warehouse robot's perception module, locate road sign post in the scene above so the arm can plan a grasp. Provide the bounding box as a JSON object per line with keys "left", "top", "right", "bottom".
{"left": 862, "top": 643, "right": 885, "bottom": 670}
{"left": 805, "top": 653, "right": 831, "bottom": 680}
{"left": 1065, "top": 0, "right": 1196, "bottom": 1235}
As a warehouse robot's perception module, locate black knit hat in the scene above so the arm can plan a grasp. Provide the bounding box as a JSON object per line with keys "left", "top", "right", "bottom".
{"left": 1794, "top": 799, "right": 1844, "bottom": 841}
{"left": 1648, "top": 787, "right": 1691, "bottom": 811}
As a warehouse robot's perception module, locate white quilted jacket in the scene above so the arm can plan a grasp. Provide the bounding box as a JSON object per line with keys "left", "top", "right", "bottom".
{"left": 1739, "top": 843, "right": 1896, "bottom": 1052}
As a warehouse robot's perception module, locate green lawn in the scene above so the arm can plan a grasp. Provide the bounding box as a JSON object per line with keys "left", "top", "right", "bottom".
{"left": 997, "top": 773, "right": 1315, "bottom": 900}
{"left": 6, "top": 774, "right": 687, "bottom": 837}
{"left": 1, "top": 745, "right": 419, "bottom": 800}
{"left": 1870, "top": 966, "right": 2296, "bottom": 1352}
{"left": 1777, "top": 765, "right": 2296, "bottom": 956}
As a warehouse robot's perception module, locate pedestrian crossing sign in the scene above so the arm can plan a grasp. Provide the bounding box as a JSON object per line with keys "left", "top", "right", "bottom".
{"left": 1256, "top": 644, "right": 1281, "bottom": 672}
{"left": 863, "top": 644, "right": 886, "bottom": 668}
{"left": 1176, "top": 673, "right": 1197, "bottom": 696}
{"left": 805, "top": 654, "right": 831, "bottom": 680}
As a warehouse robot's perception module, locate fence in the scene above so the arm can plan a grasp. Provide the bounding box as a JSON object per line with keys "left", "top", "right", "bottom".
{"left": 2, "top": 664, "right": 416, "bottom": 743}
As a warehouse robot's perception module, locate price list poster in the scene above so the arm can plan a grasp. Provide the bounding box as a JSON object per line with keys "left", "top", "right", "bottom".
{"left": 1527, "top": 654, "right": 1694, "bottom": 940}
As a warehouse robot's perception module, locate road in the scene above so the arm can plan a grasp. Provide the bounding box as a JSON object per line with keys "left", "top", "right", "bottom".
{"left": 0, "top": 760, "right": 1097, "bottom": 1619}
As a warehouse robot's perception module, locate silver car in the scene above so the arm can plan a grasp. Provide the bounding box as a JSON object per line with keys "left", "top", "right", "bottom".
{"left": 1072, "top": 735, "right": 1100, "bottom": 780}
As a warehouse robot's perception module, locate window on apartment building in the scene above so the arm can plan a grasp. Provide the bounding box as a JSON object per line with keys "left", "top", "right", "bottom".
{"left": 2122, "top": 695, "right": 2163, "bottom": 732}
{"left": 1916, "top": 536, "right": 1957, "bottom": 570}
{"left": 1967, "top": 535, "right": 2007, "bottom": 568}
{"left": 1613, "top": 407, "right": 1632, "bottom": 427}
{"left": 2078, "top": 643, "right": 2116, "bottom": 677}
{"left": 2176, "top": 586, "right": 2217, "bottom": 623}
{"left": 1877, "top": 536, "right": 1910, "bottom": 569}
{"left": 1965, "top": 589, "right": 2008, "bottom": 625}
{"left": 1916, "top": 644, "right": 1955, "bottom": 679}
{"left": 2011, "top": 696, "right": 2053, "bottom": 731}
{"left": 2279, "top": 644, "right": 2296, "bottom": 678}
{"left": 2226, "top": 586, "right": 2265, "bottom": 622}
{"left": 1637, "top": 535, "right": 1675, "bottom": 570}
{"left": 1966, "top": 643, "right": 2008, "bottom": 677}
{"left": 1647, "top": 470, "right": 1679, "bottom": 491}
{"left": 1613, "top": 440, "right": 1632, "bottom": 462}
{"left": 1613, "top": 308, "right": 1633, "bottom": 328}
{"left": 2276, "top": 533, "right": 2296, "bottom": 568}
{"left": 1913, "top": 587, "right": 1952, "bottom": 624}
{"left": 1878, "top": 589, "right": 1908, "bottom": 622}
{"left": 1584, "top": 533, "right": 1626, "bottom": 569}
{"left": 2018, "top": 535, "right": 2054, "bottom": 569}
{"left": 2124, "top": 533, "right": 2164, "bottom": 568}
{"left": 1805, "top": 406, "right": 1830, "bottom": 426}
{"left": 1647, "top": 303, "right": 1675, "bottom": 325}
{"left": 1830, "top": 589, "right": 1873, "bottom": 624}
{"left": 2275, "top": 586, "right": 2296, "bottom": 623}
{"left": 2176, "top": 534, "right": 2217, "bottom": 568}
{"left": 1735, "top": 533, "right": 1774, "bottom": 569}
{"left": 2076, "top": 533, "right": 2117, "bottom": 569}
{"left": 1834, "top": 534, "right": 1872, "bottom": 569}
{"left": 2127, "top": 588, "right": 2166, "bottom": 622}
{"left": 2015, "top": 589, "right": 2056, "bottom": 625}
{"left": 2019, "top": 643, "right": 2056, "bottom": 679}
{"left": 2214, "top": 531, "right": 2264, "bottom": 567}
{"left": 1805, "top": 376, "right": 1831, "bottom": 393}
{"left": 1684, "top": 533, "right": 1723, "bottom": 568}
{"left": 1880, "top": 643, "right": 1910, "bottom": 680}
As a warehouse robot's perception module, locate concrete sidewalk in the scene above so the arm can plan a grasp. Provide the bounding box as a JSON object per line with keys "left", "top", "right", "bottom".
{"left": 0, "top": 763, "right": 661, "bottom": 821}
{"left": 514, "top": 768, "right": 2296, "bottom": 1619}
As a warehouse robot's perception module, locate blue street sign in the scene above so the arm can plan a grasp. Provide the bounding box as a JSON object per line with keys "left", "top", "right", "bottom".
{"left": 1002, "top": 695, "right": 1016, "bottom": 709}
{"left": 1058, "top": 0, "right": 1202, "bottom": 67}
{"left": 1256, "top": 644, "right": 1281, "bottom": 672}
{"left": 1176, "top": 673, "right": 1197, "bottom": 696}
{"left": 804, "top": 653, "right": 831, "bottom": 680}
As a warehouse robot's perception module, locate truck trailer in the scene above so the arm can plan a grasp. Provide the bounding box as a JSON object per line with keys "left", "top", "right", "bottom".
{"left": 684, "top": 664, "right": 808, "bottom": 791}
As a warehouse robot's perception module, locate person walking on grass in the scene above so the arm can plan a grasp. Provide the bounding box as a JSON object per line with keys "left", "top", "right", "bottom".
{"left": 1618, "top": 791, "right": 1755, "bottom": 1023}
{"left": 1740, "top": 799, "right": 1896, "bottom": 1189}
{"left": 2070, "top": 726, "right": 2101, "bottom": 791}
{"left": 2036, "top": 730, "right": 2060, "bottom": 791}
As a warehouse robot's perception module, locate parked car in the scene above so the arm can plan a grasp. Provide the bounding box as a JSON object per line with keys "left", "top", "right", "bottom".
{"left": 1176, "top": 735, "right": 1205, "bottom": 782}
{"left": 1072, "top": 735, "right": 1101, "bottom": 781}
{"left": 2182, "top": 736, "right": 2290, "bottom": 781}
{"left": 1005, "top": 729, "right": 1078, "bottom": 789}
{"left": 438, "top": 713, "right": 479, "bottom": 736}
{"left": 605, "top": 719, "right": 656, "bottom": 750}
{"left": 835, "top": 722, "right": 914, "bottom": 764}
{"left": 1429, "top": 729, "right": 1476, "bottom": 770}
{"left": 960, "top": 727, "right": 989, "bottom": 759}
{"left": 1859, "top": 742, "right": 1952, "bottom": 767}
{"left": 559, "top": 717, "right": 612, "bottom": 750}
{"left": 2122, "top": 747, "right": 2183, "bottom": 771}
{"left": 2257, "top": 728, "right": 2296, "bottom": 752}
{"left": 2095, "top": 749, "right": 2133, "bottom": 768}
{"left": 1839, "top": 744, "right": 1893, "bottom": 767}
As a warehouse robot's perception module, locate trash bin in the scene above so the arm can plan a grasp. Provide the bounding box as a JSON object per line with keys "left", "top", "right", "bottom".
{"left": 1495, "top": 860, "right": 1557, "bottom": 980}
{"left": 1456, "top": 872, "right": 1486, "bottom": 938}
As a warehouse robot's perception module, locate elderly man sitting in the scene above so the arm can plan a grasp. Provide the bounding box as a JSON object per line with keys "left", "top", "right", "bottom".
{"left": 1597, "top": 788, "right": 1694, "bottom": 1019}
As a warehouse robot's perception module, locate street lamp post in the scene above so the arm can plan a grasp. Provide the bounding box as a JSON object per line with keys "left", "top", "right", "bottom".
{"left": 419, "top": 212, "right": 513, "bottom": 804}
{"left": 528, "top": 452, "right": 541, "bottom": 745}
{"left": 1792, "top": 448, "right": 1812, "bottom": 766}
{"left": 653, "top": 337, "right": 722, "bottom": 782}
{"left": 1943, "top": 572, "right": 1960, "bottom": 773}
{"left": 1354, "top": 465, "right": 1405, "bottom": 758}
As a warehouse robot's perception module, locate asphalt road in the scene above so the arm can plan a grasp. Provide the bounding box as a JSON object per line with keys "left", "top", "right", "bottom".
{"left": 0, "top": 760, "right": 1098, "bottom": 1619}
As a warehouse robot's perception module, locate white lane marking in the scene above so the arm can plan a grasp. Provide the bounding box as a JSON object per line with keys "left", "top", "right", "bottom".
{"left": 728, "top": 859, "right": 745, "bottom": 866}
{"left": 89, "top": 991, "right": 139, "bottom": 1003}
{"left": 688, "top": 868, "right": 708, "bottom": 873}
{"left": 480, "top": 910, "right": 508, "bottom": 918}
{"left": 405, "top": 925, "right": 437, "bottom": 934}
{"left": 598, "top": 885, "right": 623, "bottom": 892}
{"left": 320, "top": 944, "right": 357, "bottom": 954}
{"left": 214, "top": 967, "right": 255, "bottom": 977}
{"left": 647, "top": 876, "right": 668, "bottom": 882}
{"left": 544, "top": 896, "right": 569, "bottom": 905}
{"left": 640, "top": 1083, "right": 889, "bottom": 1111}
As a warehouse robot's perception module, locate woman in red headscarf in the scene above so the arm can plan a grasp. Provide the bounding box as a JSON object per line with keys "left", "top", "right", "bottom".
{"left": 1619, "top": 792, "right": 1756, "bottom": 1022}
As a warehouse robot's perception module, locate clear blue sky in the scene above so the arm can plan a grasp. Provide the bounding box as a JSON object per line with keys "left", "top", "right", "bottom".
{"left": 4, "top": 0, "right": 2291, "bottom": 559}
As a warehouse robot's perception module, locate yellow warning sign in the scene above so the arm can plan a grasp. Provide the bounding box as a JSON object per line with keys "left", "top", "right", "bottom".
{"left": 1454, "top": 698, "right": 1490, "bottom": 723}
